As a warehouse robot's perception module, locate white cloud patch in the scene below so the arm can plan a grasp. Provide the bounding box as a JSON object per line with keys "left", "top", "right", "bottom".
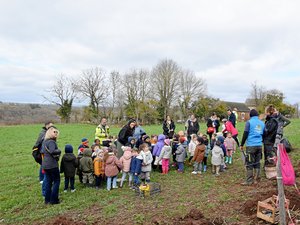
{"left": 0, "top": 0, "right": 300, "bottom": 104}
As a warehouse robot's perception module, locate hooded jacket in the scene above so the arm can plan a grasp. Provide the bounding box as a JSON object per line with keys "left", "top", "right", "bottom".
{"left": 94, "top": 154, "right": 105, "bottom": 176}
{"left": 175, "top": 144, "right": 186, "bottom": 162}
{"left": 60, "top": 153, "right": 78, "bottom": 177}
{"left": 130, "top": 154, "right": 143, "bottom": 174}
{"left": 79, "top": 149, "right": 93, "bottom": 173}
{"left": 211, "top": 145, "right": 224, "bottom": 166}
{"left": 105, "top": 153, "right": 122, "bottom": 177}
{"left": 119, "top": 148, "right": 132, "bottom": 172}
{"left": 192, "top": 144, "right": 205, "bottom": 163}
{"left": 158, "top": 145, "right": 172, "bottom": 161}
{"left": 152, "top": 134, "right": 165, "bottom": 157}
{"left": 141, "top": 150, "right": 153, "bottom": 172}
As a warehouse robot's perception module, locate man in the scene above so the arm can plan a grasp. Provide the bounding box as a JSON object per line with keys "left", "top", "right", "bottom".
{"left": 227, "top": 108, "right": 236, "bottom": 127}
{"left": 33, "top": 121, "right": 53, "bottom": 183}
{"left": 185, "top": 114, "right": 199, "bottom": 143}
{"left": 95, "top": 117, "right": 110, "bottom": 146}
{"left": 240, "top": 109, "right": 265, "bottom": 185}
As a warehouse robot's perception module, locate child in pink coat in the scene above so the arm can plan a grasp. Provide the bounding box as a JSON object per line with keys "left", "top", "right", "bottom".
{"left": 104, "top": 149, "right": 122, "bottom": 191}
{"left": 224, "top": 132, "right": 236, "bottom": 164}
{"left": 119, "top": 146, "right": 133, "bottom": 187}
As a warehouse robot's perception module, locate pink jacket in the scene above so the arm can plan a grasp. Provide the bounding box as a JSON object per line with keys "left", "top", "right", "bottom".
{"left": 120, "top": 148, "right": 132, "bottom": 173}
{"left": 224, "top": 121, "right": 238, "bottom": 136}
{"left": 105, "top": 153, "right": 122, "bottom": 177}
{"left": 224, "top": 137, "right": 236, "bottom": 150}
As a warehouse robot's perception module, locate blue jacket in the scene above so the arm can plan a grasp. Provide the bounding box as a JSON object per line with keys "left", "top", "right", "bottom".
{"left": 245, "top": 116, "right": 265, "bottom": 147}
{"left": 130, "top": 155, "right": 143, "bottom": 174}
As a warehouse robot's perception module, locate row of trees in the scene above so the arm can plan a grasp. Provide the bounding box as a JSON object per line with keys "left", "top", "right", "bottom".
{"left": 46, "top": 59, "right": 296, "bottom": 124}
{"left": 46, "top": 59, "right": 207, "bottom": 123}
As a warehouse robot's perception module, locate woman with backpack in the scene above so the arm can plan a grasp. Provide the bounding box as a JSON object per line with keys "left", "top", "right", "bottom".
{"left": 41, "top": 126, "right": 61, "bottom": 204}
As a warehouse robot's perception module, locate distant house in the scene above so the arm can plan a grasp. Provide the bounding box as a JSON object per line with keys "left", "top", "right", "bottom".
{"left": 222, "top": 101, "right": 250, "bottom": 121}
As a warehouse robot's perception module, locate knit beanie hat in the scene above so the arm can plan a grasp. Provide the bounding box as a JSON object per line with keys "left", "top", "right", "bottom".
{"left": 82, "top": 137, "right": 88, "bottom": 143}
{"left": 250, "top": 109, "right": 259, "bottom": 117}
{"left": 65, "top": 144, "right": 73, "bottom": 153}
{"left": 143, "top": 135, "right": 150, "bottom": 142}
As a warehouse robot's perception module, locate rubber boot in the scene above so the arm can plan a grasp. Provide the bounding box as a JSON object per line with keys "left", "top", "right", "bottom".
{"left": 203, "top": 165, "right": 207, "bottom": 172}
{"left": 253, "top": 168, "right": 260, "bottom": 184}
{"left": 225, "top": 156, "right": 228, "bottom": 164}
{"left": 241, "top": 169, "right": 254, "bottom": 185}
{"left": 229, "top": 157, "right": 232, "bottom": 165}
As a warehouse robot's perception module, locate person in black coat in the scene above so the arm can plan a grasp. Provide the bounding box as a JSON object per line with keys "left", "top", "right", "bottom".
{"left": 60, "top": 144, "right": 78, "bottom": 192}
{"left": 185, "top": 114, "right": 199, "bottom": 143}
{"left": 116, "top": 119, "right": 136, "bottom": 158}
{"left": 227, "top": 108, "right": 236, "bottom": 127}
{"left": 163, "top": 115, "right": 176, "bottom": 139}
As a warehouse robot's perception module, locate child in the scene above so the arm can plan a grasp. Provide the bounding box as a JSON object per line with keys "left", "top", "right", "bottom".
{"left": 128, "top": 137, "right": 136, "bottom": 149}
{"left": 104, "top": 148, "right": 122, "bottom": 191}
{"left": 175, "top": 137, "right": 186, "bottom": 173}
{"left": 78, "top": 138, "right": 89, "bottom": 155}
{"left": 79, "top": 148, "right": 94, "bottom": 187}
{"left": 140, "top": 143, "right": 153, "bottom": 183}
{"left": 76, "top": 150, "right": 84, "bottom": 183}
{"left": 188, "top": 134, "right": 197, "bottom": 163}
{"left": 60, "top": 144, "right": 78, "bottom": 192}
{"left": 218, "top": 135, "right": 227, "bottom": 171}
{"left": 152, "top": 134, "right": 165, "bottom": 172}
{"left": 211, "top": 140, "right": 224, "bottom": 176}
{"left": 119, "top": 146, "right": 133, "bottom": 188}
{"left": 210, "top": 133, "right": 217, "bottom": 150}
{"left": 224, "top": 132, "right": 236, "bottom": 164}
{"left": 129, "top": 148, "right": 143, "bottom": 189}
{"left": 91, "top": 144, "right": 100, "bottom": 160}
{"left": 142, "top": 135, "right": 152, "bottom": 148}
{"left": 93, "top": 149, "right": 105, "bottom": 189}
{"left": 191, "top": 137, "right": 205, "bottom": 174}
{"left": 202, "top": 134, "right": 210, "bottom": 172}
{"left": 157, "top": 138, "right": 172, "bottom": 174}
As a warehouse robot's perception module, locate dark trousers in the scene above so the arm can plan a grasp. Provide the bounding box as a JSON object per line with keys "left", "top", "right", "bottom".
{"left": 64, "top": 176, "right": 75, "bottom": 190}
{"left": 95, "top": 175, "right": 104, "bottom": 187}
{"left": 245, "top": 146, "right": 262, "bottom": 170}
{"left": 44, "top": 167, "right": 60, "bottom": 204}
{"left": 232, "top": 134, "right": 240, "bottom": 147}
{"left": 203, "top": 156, "right": 208, "bottom": 166}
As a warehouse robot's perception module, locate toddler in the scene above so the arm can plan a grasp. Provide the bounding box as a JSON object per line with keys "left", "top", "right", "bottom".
{"left": 224, "top": 132, "right": 236, "bottom": 164}
{"left": 119, "top": 146, "right": 133, "bottom": 188}
{"left": 129, "top": 148, "right": 143, "bottom": 189}
{"left": 175, "top": 137, "right": 186, "bottom": 173}
{"left": 93, "top": 149, "right": 105, "bottom": 189}
{"left": 157, "top": 138, "right": 172, "bottom": 174}
{"left": 79, "top": 148, "right": 94, "bottom": 187}
{"left": 140, "top": 143, "right": 153, "bottom": 183}
{"left": 211, "top": 140, "right": 224, "bottom": 176}
{"left": 191, "top": 137, "right": 205, "bottom": 174}
{"left": 104, "top": 148, "right": 122, "bottom": 191}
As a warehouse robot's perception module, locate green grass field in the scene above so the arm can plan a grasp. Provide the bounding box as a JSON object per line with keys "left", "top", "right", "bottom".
{"left": 0, "top": 120, "right": 299, "bottom": 224}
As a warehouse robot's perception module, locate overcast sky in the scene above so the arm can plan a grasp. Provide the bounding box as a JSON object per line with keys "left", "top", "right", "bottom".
{"left": 0, "top": 0, "right": 299, "bottom": 105}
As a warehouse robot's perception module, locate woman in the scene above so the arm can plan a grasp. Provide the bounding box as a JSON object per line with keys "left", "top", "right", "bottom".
{"left": 116, "top": 119, "right": 136, "bottom": 158}
{"left": 263, "top": 105, "right": 290, "bottom": 167}
{"left": 41, "top": 126, "right": 61, "bottom": 204}
{"left": 162, "top": 115, "right": 176, "bottom": 139}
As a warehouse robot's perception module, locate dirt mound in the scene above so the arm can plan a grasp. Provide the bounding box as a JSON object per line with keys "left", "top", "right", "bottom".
{"left": 45, "top": 216, "right": 86, "bottom": 225}
{"left": 241, "top": 189, "right": 300, "bottom": 217}
{"left": 173, "top": 208, "right": 224, "bottom": 225}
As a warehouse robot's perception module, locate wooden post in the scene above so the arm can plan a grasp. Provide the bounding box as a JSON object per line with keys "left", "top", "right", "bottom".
{"left": 276, "top": 143, "right": 286, "bottom": 225}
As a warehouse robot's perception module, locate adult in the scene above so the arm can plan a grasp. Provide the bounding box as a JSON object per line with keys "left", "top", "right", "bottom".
{"left": 221, "top": 118, "right": 240, "bottom": 146}
{"left": 263, "top": 105, "right": 291, "bottom": 167}
{"left": 227, "top": 108, "right": 236, "bottom": 127}
{"left": 240, "top": 109, "right": 265, "bottom": 185}
{"left": 233, "top": 108, "right": 238, "bottom": 124}
{"left": 162, "top": 115, "right": 176, "bottom": 139}
{"left": 32, "top": 121, "right": 53, "bottom": 183}
{"left": 95, "top": 117, "right": 110, "bottom": 147}
{"left": 116, "top": 119, "right": 136, "bottom": 158}
{"left": 133, "top": 121, "right": 146, "bottom": 141}
{"left": 185, "top": 114, "right": 200, "bottom": 142}
{"left": 41, "top": 126, "right": 61, "bottom": 204}
{"left": 206, "top": 113, "right": 219, "bottom": 140}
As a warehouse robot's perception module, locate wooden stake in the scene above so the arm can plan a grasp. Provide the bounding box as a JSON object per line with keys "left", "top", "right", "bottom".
{"left": 276, "top": 143, "right": 286, "bottom": 225}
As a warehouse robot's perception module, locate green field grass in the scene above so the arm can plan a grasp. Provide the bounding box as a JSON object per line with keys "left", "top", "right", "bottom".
{"left": 0, "top": 120, "right": 299, "bottom": 224}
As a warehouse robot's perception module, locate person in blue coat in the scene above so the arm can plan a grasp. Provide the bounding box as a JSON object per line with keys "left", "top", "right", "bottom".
{"left": 130, "top": 149, "right": 143, "bottom": 188}
{"left": 240, "top": 109, "right": 265, "bottom": 185}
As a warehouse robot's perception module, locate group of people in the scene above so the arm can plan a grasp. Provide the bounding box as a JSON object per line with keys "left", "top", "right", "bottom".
{"left": 33, "top": 104, "right": 290, "bottom": 205}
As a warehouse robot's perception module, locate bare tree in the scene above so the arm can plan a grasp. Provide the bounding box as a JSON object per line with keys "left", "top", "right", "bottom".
{"left": 123, "top": 68, "right": 150, "bottom": 122}
{"left": 178, "top": 70, "right": 207, "bottom": 119}
{"left": 249, "top": 81, "right": 266, "bottom": 107}
{"left": 44, "top": 74, "right": 76, "bottom": 123}
{"left": 151, "top": 59, "right": 181, "bottom": 119}
{"left": 108, "top": 70, "right": 122, "bottom": 122}
{"left": 76, "top": 67, "right": 107, "bottom": 120}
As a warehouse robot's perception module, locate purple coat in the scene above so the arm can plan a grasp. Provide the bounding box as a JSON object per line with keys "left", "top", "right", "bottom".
{"left": 152, "top": 134, "right": 165, "bottom": 157}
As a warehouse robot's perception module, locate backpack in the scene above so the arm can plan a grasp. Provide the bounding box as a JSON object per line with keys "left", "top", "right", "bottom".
{"left": 280, "top": 137, "right": 292, "bottom": 153}
{"left": 32, "top": 148, "right": 42, "bottom": 165}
